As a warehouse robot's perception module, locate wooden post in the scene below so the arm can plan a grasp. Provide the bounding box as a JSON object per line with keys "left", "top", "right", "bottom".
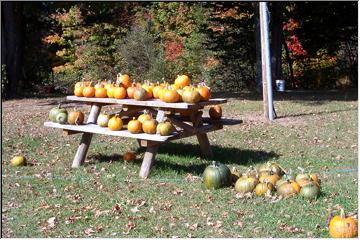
{"left": 72, "top": 103, "right": 102, "bottom": 168}
{"left": 138, "top": 109, "right": 165, "bottom": 179}
{"left": 192, "top": 111, "right": 213, "bottom": 158}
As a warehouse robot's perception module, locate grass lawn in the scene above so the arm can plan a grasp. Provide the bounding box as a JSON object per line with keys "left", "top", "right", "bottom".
{"left": 1, "top": 90, "right": 358, "bottom": 238}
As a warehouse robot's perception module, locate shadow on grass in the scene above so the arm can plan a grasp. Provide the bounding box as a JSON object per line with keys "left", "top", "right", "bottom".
{"left": 87, "top": 142, "right": 279, "bottom": 176}
{"left": 276, "top": 107, "right": 357, "bottom": 119}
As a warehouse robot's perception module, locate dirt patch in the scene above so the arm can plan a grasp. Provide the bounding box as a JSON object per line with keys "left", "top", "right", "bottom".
{"left": 240, "top": 112, "right": 305, "bottom": 127}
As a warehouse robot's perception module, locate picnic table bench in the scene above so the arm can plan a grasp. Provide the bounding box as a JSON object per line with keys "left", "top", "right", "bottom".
{"left": 44, "top": 96, "right": 229, "bottom": 178}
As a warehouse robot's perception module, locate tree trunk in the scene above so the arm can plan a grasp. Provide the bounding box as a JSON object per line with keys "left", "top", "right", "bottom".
{"left": 270, "top": 2, "right": 283, "bottom": 89}
{"left": 2, "top": 2, "right": 24, "bottom": 98}
{"left": 254, "top": 3, "right": 262, "bottom": 93}
{"left": 282, "top": 33, "right": 295, "bottom": 89}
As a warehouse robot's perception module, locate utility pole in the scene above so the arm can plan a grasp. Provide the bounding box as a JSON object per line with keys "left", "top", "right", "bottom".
{"left": 259, "top": 2, "right": 275, "bottom": 121}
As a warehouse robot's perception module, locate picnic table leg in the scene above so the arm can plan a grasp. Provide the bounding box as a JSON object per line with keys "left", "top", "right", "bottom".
{"left": 72, "top": 103, "right": 102, "bottom": 168}
{"left": 138, "top": 109, "right": 165, "bottom": 179}
{"left": 191, "top": 111, "right": 214, "bottom": 158}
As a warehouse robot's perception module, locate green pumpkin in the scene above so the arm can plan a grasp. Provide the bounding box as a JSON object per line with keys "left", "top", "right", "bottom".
{"left": 203, "top": 161, "right": 231, "bottom": 190}
{"left": 49, "top": 104, "right": 67, "bottom": 122}
{"left": 299, "top": 182, "right": 320, "bottom": 200}
{"left": 56, "top": 112, "right": 68, "bottom": 124}
{"left": 235, "top": 175, "right": 258, "bottom": 193}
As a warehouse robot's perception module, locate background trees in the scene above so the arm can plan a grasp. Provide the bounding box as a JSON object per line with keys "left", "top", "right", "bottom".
{"left": 1, "top": 1, "right": 357, "bottom": 98}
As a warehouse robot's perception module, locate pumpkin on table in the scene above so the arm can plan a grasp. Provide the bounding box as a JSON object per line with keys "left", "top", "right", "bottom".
{"left": 97, "top": 113, "right": 111, "bottom": 127}
{"left": 108, "top": 115, "right": 123, "bottom": 131}
{"left": 156, "top": 121, "right": 176, "bottom": 136}
{"left": 209, "top": 105, "right": 222, "bottom": 120}
{"left": 127, "top": 117, "right": 142, "bottom": 134}
{"left": 113, "top": 85, "right": 127, "bottom": 99}
{"left": 83, "top": 84, "right": 96, "bottom": 98}
{"left": 138, "top": 111, "right": 152, "bottom": 124}
{"left": 68, "top": 109, "right": 85, "bottom": 125}
{"left": 174, "top": 74, "right": 190, "bottom": 89}
{"left": 117, "top": 73, "right": 132, "bottom": 89}
{"left": 142, "top": 119, "right": 158, "bottom": 134}
{"left": 134, "top": 87, "right": 148, "bottom": 101}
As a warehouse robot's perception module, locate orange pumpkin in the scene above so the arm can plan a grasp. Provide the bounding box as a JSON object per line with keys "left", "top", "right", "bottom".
{"left": 83, "top": 85, "right": 95, "bottom": 98}
{"left": 117, "top": 73, "right": 132, "bottom": 89}
{"left": 94, "top": 81, "right": 105, "bottom": 89}
{"left": 113, "top": 86, "right": 127, "bottom": 99}
{"left": 108, "top": 115, "right": 123, "bottom": 131}
{"left": 74, "top": 86, "right": 84, "bottom": 97}
{"left": 197, "top": 85, "right": 211, "bottom": 101}
{"left": 126, "top": 83, "right": 137, "bottom": 99}
{"left": 329, "top": 209, "right": 358, "bottom": 238}
{"left": 95, "top": 87, "right": 107, "bottom": 98}
{"left": 161, "top": 88, "right": 180, "bottom": 103}
{"left": 209, "top": 105, "right": 222, "bottom": 120}
{"left": 123, "top": 151, "right": 136, "bottom": 162}
{"left": 127, "top": 117, "right": 142, "bottom": 134}
{"left": 153, "top": 85, "right": 163, "bottom": 99}
{"left": 142, "top": 119, "right": 157, "bottom": 134}
{"left": 174, "top": 75, "right": 191, "bottom": 88}
{"left": 138, "top": 111, "right": 152, "bottom": 123}
{"left": 259, "top": 173, "right": 280, "bottom": 186}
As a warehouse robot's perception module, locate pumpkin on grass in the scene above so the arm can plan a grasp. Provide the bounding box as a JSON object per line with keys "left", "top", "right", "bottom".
{"left": 329, "top": 209, "right": 358, "bottom": 238}
{"left": 209, "top": 105, "right": 222, "bottom": 120}
{"left": 203, "top": 161, "right": 231, "bottom": 190}
{"left": 299, "top": 181, "right": 320, "bottom": 200}
{"left": 235, "top": 174, "right": 258, "bottom": 193}
{"left": 277, "top": 180, "right": 300, "bottom": 197}
{"left": 10, "top": 155, "right": 27, "bottom": 166}
{"left": 123, "top": 151, "right": 136, "bottom": 162}
{"left": 254, "top": 182, "right": 274, "bottom": 196}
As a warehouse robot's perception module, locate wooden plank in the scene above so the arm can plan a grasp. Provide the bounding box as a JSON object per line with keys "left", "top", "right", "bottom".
{"left": 166, "top": 115, "right": 196, "bottom": 133}
{"left": 72, "top": 103, "right": 102, "bottom": 168}
{"left": 168, "top": 123, "right": 223, "bottom": 141}
{"left": 44, "top": 121, "right": 174, "bottom": 142}
{"left": 66, "top": 95, "right": 227, "bottom": 110}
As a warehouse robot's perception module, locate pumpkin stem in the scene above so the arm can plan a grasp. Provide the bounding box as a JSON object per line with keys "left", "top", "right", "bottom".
{"left": 340, "top": 208, "right": 345, "bottom": 219}
{"left": 297, "top": 166, "right": 305, "bottom": 173}
{"left": 212, "top": 161, "right": 217, "bottom": 167}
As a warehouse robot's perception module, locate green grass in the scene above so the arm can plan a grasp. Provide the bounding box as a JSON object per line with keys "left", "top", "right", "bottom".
{"left": 2, "top": 90, "right": 358, "bottom": 237}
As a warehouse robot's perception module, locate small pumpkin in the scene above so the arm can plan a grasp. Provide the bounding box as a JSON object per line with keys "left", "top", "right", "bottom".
{"left": 259, "top": 162, "right": 284, "bottom": 176}
{"left": 203, "top": 161, "right": 231, "bottom": 189}
{"left": 95, "top": 87, "right": 107, "bottom": 98}
{"left": 209, "top": 105, "right": 222, "bottom": 120}
{"left": 142, "top": 119, "right": 158, "bottom": 134}
{"left": 10, "top": 155, "right": 27, "bottom": 167}
{"left": 277, "top": 180, "right": 300, "bottom": 197}
{"left": 74, "top": 85, "right": 84, "bottom": 97}
{"left": 299, "top": 181, "right": 320, "bottom": 200}
{"left": 295, "top": 167, "right": 310, "bottom": 182}
{"left": 126, "top": 83, "right": 137, "bottom": 99}
{"left": 152, "top": 84, "right": 164, "bottom": 99}
{"left": 181, "top": 87, "right": 201, "bottom": 103}
{"left": 117, "top": 73, "right": 132, "bottom": 89}
{"left": 49, "top": 104, "right": 67, "bottom": 122}
{"left": 107, "top": 85, "right": 115, "bottom": 98}
{"left": 138, "top": 111, "right": 152, "bottom": 124}
{"left": 127, "top": 117, "right": 142, "bottom": 134}
{"left": 83, "top": 85, "right": 96, "bottom": 98}
{"left": 329, "top": 209, "right": 358, "bottom": 238}
{"left": 174, "top": 74, "right": 191, "bottom": 88}
{"left": 123, "top": 151, "right": 136, "bottom": 162}
{"left": 113, "top": 86, "right": 127, "bottom": 99}
{"left": 197, "top": 83, "right": 211, "bottom": 101}
{"left": 235, "top": 174, "right": 258, "bottom": 193}
{"left": 108, "top": 115, "right": 123, "bottom": 131}
{"left": 97, "top": 113, "right": 111, "bottom": 127}
{"left": 254, "top": 182, "right": 274, "bottom": 196}
{"left": 156, "top": 121, "right": 176, "bottom": 136}
{"left": 259, "top": 172, "right": 280, "bottom": 186}
{"left": 134, "top": 87, "right": 148, "bottom": 101}
{"left": 68, "top": 110, "right": 85, "bottom": 125}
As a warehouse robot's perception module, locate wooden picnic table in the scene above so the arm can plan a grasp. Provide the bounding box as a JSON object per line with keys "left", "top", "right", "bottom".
{"left": 44, "top": 96, "right": 228, "bottom": 178}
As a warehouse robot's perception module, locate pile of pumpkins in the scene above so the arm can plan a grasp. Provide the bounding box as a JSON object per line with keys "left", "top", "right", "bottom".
{"left": 73, "top": 73, "right": 212, "bottom": 104}
{"left": 48, "top": 104, "right": 85, "bottom": 125}
{"left": 203, "top": 161, "right": 321, "bottom": 200}
{"left": 97, "top": 111, "right": 176, "bottom": 136}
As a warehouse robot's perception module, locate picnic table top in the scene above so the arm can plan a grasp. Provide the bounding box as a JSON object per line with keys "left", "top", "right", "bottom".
{"left": 66, "top": 96, "right": 227, "bottom": 109}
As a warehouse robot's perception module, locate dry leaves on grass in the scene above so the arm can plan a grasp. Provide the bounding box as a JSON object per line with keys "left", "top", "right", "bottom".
{"left": 278, "top": 223, "right": 304, "bottom": 233}
{"left": 123, "top": 221, "right": 136, "bottom": 235}
{"left": 112, "top": 203, "right": 123, "bottom": 215}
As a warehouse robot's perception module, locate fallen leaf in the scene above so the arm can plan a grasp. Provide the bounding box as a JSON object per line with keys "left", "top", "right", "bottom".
{"left": 112, "top": 203, "right": 123, "bottom": 214}
{"left": 47, "top": 217, "right": 58, "bottom": 229}
{"left": 84, "top": 227, "right": 95, "bottom": 236}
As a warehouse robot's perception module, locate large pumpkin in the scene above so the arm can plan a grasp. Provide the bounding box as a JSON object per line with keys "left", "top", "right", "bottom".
{"left": 329, "top": 209, "right": 358, "bottom": 238}
{"left": 142, "top": 119, "right": 158, "bottom": 134}
{"left": 203, "top": 161, "right": 231, "bottom": 189}
{"left": 174, "top": 75, "right": 191, "bottom": 88}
